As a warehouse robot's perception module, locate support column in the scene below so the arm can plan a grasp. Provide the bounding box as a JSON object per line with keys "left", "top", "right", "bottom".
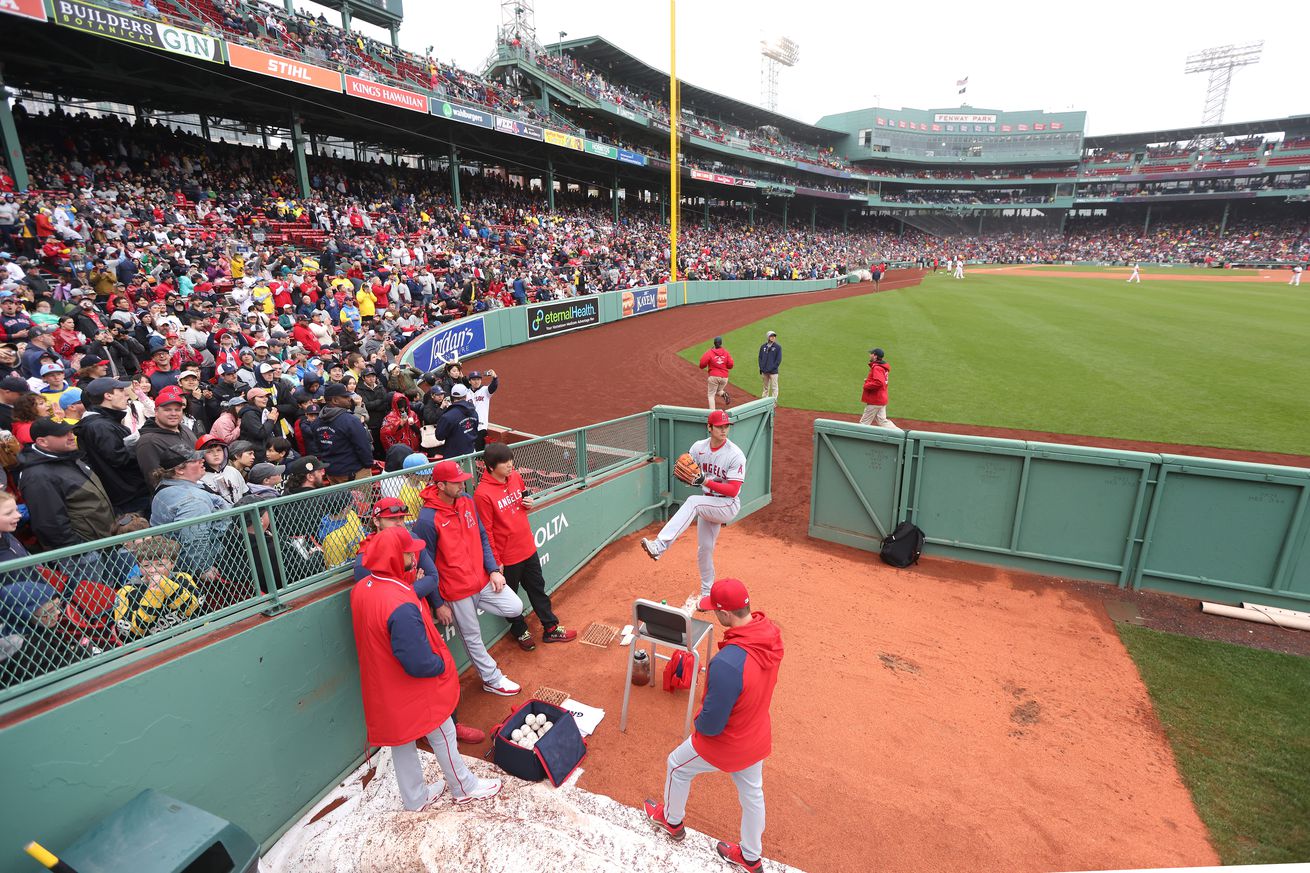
{"left": 289, "top": 115, "right": 310, "bottom": 198}
{"left": 842, "top": 209, "right": 847, "bottom": 232}
{"left": 810, "top": 202, "right": 816, "bottom": 231}
{"left": 282, "top": 0, "right": 293, "bottom": 11}
{"left": 546, "top": 156, "right": 555, "bottom": 212}
{"left": 612, "top": 171, "right": 620, "bottom": 223}
{"left": 703, "top": 199, "right": 709, "bottom": 222}
{"left": 1143, "top": 204, "right": 1152, "bottom": 235}
{"left": 388, "top": 23, "right": 399, "bottom": 47}
{"left": 783, "top": 200, "right": 788, "bottom": 229}
{"left": 749, "top": 203, "right": 755, "bottom": 227}
{"left": 199, "top": 114, "right": 211, "bottom": 143}
{"left": 1059, "top": 210, "right": 1068, "bottom": 233}
{"left": 0, "top": 69, "right": 29, "bottom": 192}
{"left": 260, "top": 125, "right": 270, "bottom": 150}
{"left": 340, "top": 3, "right": 352, "bottom": 32}
{"left": 659, "top": 188, "right": 665, "bottom": 222}
{"left": 898, "top": 217, "right": 904, "bottom": 236}
{"left": 448, "top": 142, "right": 461, "bottom": 210}
{"left": 1219, "top": 201, "right": 1230, "bottom": 236}
{"left": 309, "top": 132, "right": 319, "bottom": 157}
{"left": 978, "top": 214, "right": 984, "bottom": 234}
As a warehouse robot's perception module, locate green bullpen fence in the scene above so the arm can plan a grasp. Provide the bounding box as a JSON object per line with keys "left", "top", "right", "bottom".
{"left": 810, "top": 419, "right": 1310, "bottom": 610}
{"left": 0, "top": 400, "right": 774, "bottom": 860}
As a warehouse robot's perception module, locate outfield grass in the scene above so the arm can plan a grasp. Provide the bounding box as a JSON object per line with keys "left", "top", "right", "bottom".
{"left": 679, "top": 272, "right": 1310, "bottom": 454}
{"left": 1117, "top": 625, "right": 1310, "bottom": 865}
{"left": 971, "top": 264, "right": 1276, "bottom": 276}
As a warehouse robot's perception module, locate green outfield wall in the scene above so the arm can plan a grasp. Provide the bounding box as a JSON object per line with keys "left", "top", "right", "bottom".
{"left": 809, "top": 420, "right": 1310, "bottom": 609}
{"left": 0, "top": 401, "right": 775, "bottom": 862}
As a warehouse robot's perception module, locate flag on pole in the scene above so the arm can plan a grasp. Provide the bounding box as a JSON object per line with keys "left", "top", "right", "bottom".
{"left": 957, "top": 75, "right": 968, "bottom": 95}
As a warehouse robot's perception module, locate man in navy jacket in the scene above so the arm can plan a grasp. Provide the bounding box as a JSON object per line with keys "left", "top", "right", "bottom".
{"left": 757, "top": 330, "right": 781, "bottom": 400}
{"left": 312, "top": 382, "right": 374, "bottom": 483}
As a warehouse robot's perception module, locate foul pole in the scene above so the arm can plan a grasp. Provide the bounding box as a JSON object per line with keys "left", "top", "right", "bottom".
{"left": 669, "top": 0, "right": 679, "bottom": 286}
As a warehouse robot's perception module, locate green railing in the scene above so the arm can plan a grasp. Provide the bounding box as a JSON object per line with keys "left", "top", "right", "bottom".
{"left": 809, "top": 419, "right": 1310, "bottom": 609}
{"left": 0, "top": 412, "right": 653, "bottom": 704}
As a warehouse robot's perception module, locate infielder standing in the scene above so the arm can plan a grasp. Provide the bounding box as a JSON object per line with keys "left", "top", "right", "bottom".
{"left": 641, "top": 409, "right": 745, "bottom": 609}
{"left": 1128, "top": 263, "right": 1141, "bottom": 283}
{"left": 645, "top": 577, "right": 784, "bottom": 873}
{"left": 1290, "top": 264, "right": 1303, "bottom": 286}
{"left": 699, "top": 337, "right": 734, "bottom": 410}
{"left": 952, "top": 257, "right": 965, "bottom": 279}
{"left": 416, "top": 460, "right": 525, "bottom": 697}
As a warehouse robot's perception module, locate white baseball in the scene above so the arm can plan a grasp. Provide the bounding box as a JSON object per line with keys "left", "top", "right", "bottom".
{"left": 511, "top": 728, "right": 523, "bottom": 741}
{"left": 543, "top": 721, "right": 553, "bottom": 731}
{"left": 532, "top": 714, "right": 544, "bottom": 726}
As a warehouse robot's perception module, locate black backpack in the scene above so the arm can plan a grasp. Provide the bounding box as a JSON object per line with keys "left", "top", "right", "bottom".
{"left": 880, "top": 521, "right": 925, "bottom": 568}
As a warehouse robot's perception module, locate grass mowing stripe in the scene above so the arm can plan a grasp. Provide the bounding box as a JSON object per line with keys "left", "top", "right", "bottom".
{"left": 679, "top": 273, "right": 1310, "bottom": 454}
{"left": 1117, "top": 625, "right": 1310, "bottom": 865}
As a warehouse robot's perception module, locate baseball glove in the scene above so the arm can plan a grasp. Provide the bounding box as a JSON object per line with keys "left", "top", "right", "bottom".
{"left": 673, "top": 453, "right": 703, "bottom": 485}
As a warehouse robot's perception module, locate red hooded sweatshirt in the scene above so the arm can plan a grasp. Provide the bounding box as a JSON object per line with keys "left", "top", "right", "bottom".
{"left": 473, "top": 469, "right": 536, "bottom": 567}
{"left": 416, "top": 487, "right": 497, "bottom": 602}
{"left": 862, "top": 360, "right": 889, "bottom": 405}
{"left": 691, "top": 613, "right": 784, "bottom": 772}
{"left": 699, "top": 346, "right": 735, "bottom": 378}
{"left": 350, "top": 526, "right": 459, "bottom": 746}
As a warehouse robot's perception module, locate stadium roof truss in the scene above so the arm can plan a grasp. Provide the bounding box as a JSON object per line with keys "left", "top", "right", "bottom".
{"left": 1084, "top": 115, "right": 1310, "bottom": 150}
{"left": 543, "top": 36, "right": 845, "bottom": 145}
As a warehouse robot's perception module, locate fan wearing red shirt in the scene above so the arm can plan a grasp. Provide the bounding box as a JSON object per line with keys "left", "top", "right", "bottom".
{"left": 473, "top": 442, "right": 577, "bottom": 651}
{"left": 351, "top": 526, "right": 501, "bottom": 810}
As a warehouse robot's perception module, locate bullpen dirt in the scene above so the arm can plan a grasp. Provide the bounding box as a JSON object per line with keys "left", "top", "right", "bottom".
{"left": 444, "top": 273, "right": 1247, "bottom": 871}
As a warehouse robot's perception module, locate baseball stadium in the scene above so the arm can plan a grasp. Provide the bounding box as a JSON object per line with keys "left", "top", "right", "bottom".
{"left": 0, "top": 1, "right": 1307, "bottom": 872}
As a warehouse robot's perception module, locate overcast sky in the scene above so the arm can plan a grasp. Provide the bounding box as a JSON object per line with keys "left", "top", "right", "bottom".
{"left": 314, "top": 0, "right": 1300, "bottom": 137}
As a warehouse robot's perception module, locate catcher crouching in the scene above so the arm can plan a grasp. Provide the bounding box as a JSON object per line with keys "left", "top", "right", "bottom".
{"left": 641, "top": 410, "right": 746, "bottom": 610}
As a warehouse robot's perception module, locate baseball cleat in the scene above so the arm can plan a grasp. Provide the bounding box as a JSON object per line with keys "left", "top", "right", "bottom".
{"left": 716, "top": 842, "right": 764, "bottom": 872}
{"left": 410, "top": 779, "right": 447, "bottom": 812}
{"left": 644, "top": 799, "right": 685, "bottom": 841}
{"left": 640, "top": 538, "right": 660, "bottom": 561}
{"left": 454, "top": 723, "right": 486, "bottom": 744}
{"left": 514, "top": 630, "right": 537, "bottom": 651}
{"left": 482, "top": 676, "right": 521, "bottom": 696}
{"left": 682, "top": 593, "right": 700, "bottom": 612}
{"left": 454, "top": 777, "right": 502, "bottom": 804}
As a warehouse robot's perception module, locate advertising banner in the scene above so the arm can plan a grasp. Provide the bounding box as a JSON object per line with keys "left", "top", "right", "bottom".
{"left": 1, "top": 0, "right": 48, "bottom": 21}
{"left": 584, "top": 140, "right": 618, "bottom": 160}
{"left": 52, "top": 0, "right": 224, "bottom": 62}
{"left": 934, "top": 112, "right": 997, "bottom": 124}
{"left": 494, "top": 116, "right": 544, "bottom": 141}
{"left": 403, "top": 317, "right": 487, "bottom": 373}
{"left": 526, "top": 297, "right": 599, "bottom": 339}
{"left": 433, "top": 99, "right": 493, "bottom": 128}
{"left": 617, "top": 149, "right": 647, "bottom": 166}
{"left": 544, "top": 130, "right": 585, "bottom": 151}
{"left": 620, "top": 285, "right": 668, "bottom": 319}
{"left": 344, "top": 75, "right": 427, "bottom": 113}
{"left": 690, "top": 169, "right": 713, "bottom": 182}
{"left": 227, "top": 43, "right": 340, "bottom": 89}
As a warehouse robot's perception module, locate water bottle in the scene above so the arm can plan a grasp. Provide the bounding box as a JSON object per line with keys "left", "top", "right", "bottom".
{"left": 631, "top": 649, "right": 651, "bottom": 685}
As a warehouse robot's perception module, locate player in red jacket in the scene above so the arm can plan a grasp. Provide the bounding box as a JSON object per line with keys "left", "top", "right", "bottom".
{"left": 698, "top": 336, "right": 734, "bottom": 410}
{"left": 859, "top": 347, "right": 895, "bottom": 428}
{"left": 350, "top": 526, "right": 501, "bottom": 809}
{"left": 645, "top": 578, "right": 784, "bottom": 873}
{"left": 474, "top": 442, "right": 577, "bottom": 651}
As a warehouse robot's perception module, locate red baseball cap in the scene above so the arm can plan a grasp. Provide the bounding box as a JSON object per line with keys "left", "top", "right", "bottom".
{"left": 698, "top": 578, "right": 750, "bottom": 612}
{"left": 370, "top": 497, "right": 409, "bottom": 518}
{"left": 155, "top": 386, "right": 185, "bottom": 406}
{"left": 707, "top": 410, "right": 730, "bottom": 427}
{"left": 431, "top": 460, "right": 472, "bottom": 484}
{"left": 195, "top": 434, "right": 226, "bottom": 450}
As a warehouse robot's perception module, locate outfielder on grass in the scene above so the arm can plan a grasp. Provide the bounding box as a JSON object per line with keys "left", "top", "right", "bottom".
{"left": 641, "top": 409, "right": 745, "bottom": 610}
{"left": 645, "top": 578, "right": 784, "bottom": 873}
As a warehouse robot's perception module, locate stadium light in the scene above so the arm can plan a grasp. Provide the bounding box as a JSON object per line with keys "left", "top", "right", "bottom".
{"left": 759, "top": 36, "right": 799, "bottom": 112}
{"left": 1184, "top": 41, "right": 1263, "bottom": 129}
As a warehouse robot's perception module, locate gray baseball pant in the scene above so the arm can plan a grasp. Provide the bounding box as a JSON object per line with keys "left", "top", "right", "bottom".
{"left": 647, "top": 495, "right": 739, "bottom": 595}
{"left": 663, "top": 737, "right": 766, "bottom": 862}
{"left": 448, "top": 581, "right": 526, "bottom": 686}
{"left": 391, "top": 717, "right": 481, "bottom": 808}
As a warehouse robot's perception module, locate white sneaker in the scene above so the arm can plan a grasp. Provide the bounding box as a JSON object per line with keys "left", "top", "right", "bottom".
{"left": 455, "top": 776, "right": 502, "bottom": 804}
{"left": 640, "top": 538, "right": 661, "bottom": 561}
{"left": 682, "top": 593, "right": 700, "bottom": 612}
{"left": 410, "top": 779, "right": 446, "bottom": 812}
{"left": 482, "top": 676, "right": 521, "bottom": 697}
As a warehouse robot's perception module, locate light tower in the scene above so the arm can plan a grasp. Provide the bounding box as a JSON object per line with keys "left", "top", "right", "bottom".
{"left": 1184, "top": 41, "right": 1263, "bottom": 146}
{"left": 759, "top": 36, "right": 799, "bottom": 112}
{"left": 498, "top": 0, "right": 536, "bottom": 47}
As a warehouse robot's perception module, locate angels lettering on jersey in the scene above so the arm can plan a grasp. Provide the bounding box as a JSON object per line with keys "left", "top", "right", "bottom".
{"left": 690, "top": 437, "right": 746, "bottom": 494}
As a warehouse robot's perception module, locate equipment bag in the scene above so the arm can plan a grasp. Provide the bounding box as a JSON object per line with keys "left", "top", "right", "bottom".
{"left": 491, "top": 699, "right": 587, "bottom": 787}
{"left": 880, "top": 521, "right": 925, "bottom": 568}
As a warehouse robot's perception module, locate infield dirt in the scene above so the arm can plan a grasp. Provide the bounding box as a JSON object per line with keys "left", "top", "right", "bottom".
{"left": 439, "top": 272, "right": 1266, "bottom": 871}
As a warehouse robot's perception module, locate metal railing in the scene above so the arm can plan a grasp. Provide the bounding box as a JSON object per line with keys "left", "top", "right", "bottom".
{"left": 0, "top": 413, "right": 654, "bottom": 703}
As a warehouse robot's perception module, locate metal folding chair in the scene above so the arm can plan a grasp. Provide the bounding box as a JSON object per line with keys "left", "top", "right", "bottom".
{"left": 620, "top": 598, "right": 715, "bottom": 737}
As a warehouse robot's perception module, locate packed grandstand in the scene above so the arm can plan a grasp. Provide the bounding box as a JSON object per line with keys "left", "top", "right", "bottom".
{"left": 0, "top": 0, "right": 1309, "bottom": 690}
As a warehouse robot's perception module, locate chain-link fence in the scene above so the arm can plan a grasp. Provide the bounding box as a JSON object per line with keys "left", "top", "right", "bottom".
{"left": 0, "top": 414, "right": 657, "bottom": 701}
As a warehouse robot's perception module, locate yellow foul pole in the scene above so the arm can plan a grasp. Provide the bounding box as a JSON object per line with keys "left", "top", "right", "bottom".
{"left": 669, "top": 0, "right": 679, "bottom": 286}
